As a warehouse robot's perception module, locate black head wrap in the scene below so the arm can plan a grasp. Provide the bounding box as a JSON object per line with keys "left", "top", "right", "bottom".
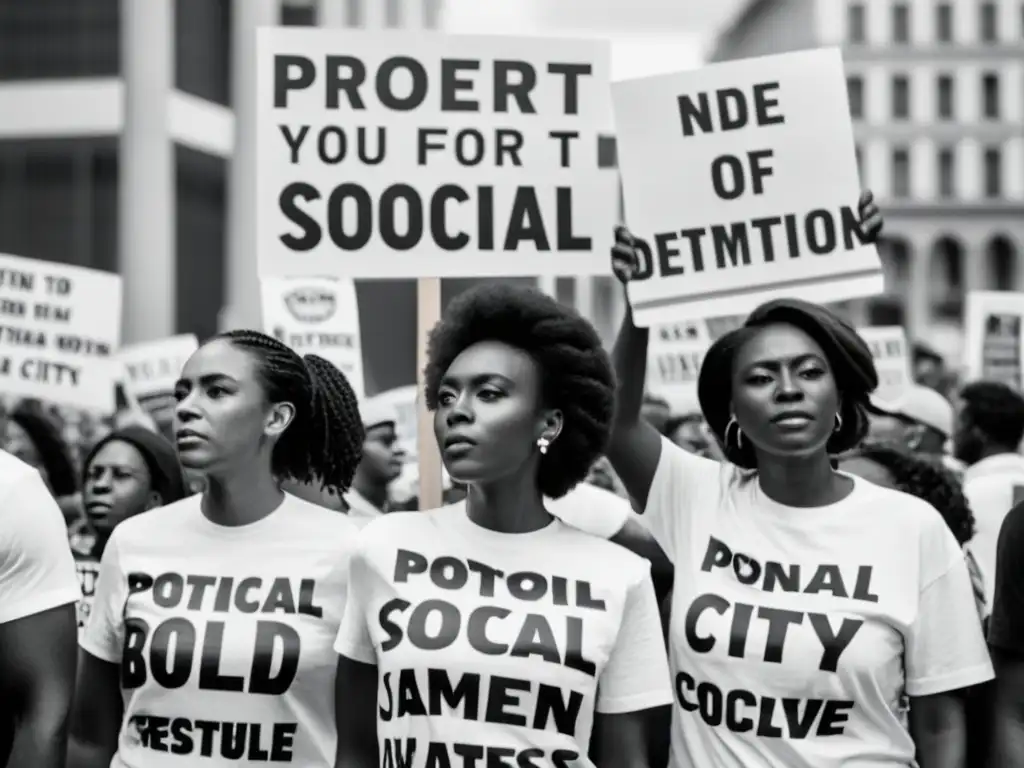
{"left": 697, "top": 298, "right": 878, "bottom": 469}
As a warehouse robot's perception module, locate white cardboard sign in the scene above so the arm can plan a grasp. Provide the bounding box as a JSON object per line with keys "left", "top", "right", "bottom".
{"left": 857, "top": 326, "right": 912, "bottom": 405}
{"left": 647, "top": 319, "right": 709, "bottom": 414}
{"left": 256, "top": 29, "right": 617, "bottom": 279}
{"left": 260, "top": 276, "right": 366, "bottom": 400}
{"left": 118, "top": 335, "right": 199, "bottom": 402}
{"left": 0, "top": 253, "right": 121, "bottom": 411}
{"left": 611, "top": 48, "right": 884, "bottom": 326}
{"left": 964, "top": 291, "right": 1024, "bottom": 392}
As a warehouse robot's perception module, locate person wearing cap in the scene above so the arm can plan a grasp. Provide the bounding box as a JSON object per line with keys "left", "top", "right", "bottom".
{"left": 954, "top": 381, "right": 1024, "bottom": 615}
{"left": 866, "top": 384, "right": 962, "bottom": 474}
{"left": 70, "top": 426, "right": 188, "bottom": 634}
{"left": 344, "top": 395, "right": 405, "bottom": 526}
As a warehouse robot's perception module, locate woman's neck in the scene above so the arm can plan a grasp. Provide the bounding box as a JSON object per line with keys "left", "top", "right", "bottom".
{"left": 465, "top": 471, "right": 551, "bottom": 534}
{"left": 202, "top": 468, "right": 284, "bottom": 527}
{"left": 757, "top": 452, "right": 852, "bottom": 507}
{"left": 351, "top": 473, "right": 389, "bottom": 512}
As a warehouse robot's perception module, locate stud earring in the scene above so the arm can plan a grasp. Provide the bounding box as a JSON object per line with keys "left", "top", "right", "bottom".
{"left": 537, "top": 436, "right": 550, "bottom": 455}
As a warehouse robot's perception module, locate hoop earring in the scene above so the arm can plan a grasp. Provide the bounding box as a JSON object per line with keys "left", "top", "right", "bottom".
{"left": 726, "top": 417, "right": 743, "bottom": 451}
{"left": 537, "top": 436, "right": 550, "bottom": 455}
{"left": 834, "top": 413, "right": 844, "bottom": 433}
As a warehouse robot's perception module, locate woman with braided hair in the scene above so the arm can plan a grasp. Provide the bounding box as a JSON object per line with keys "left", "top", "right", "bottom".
{"left": 334, "top": 284, "right": 673, "bottom": 768}
{"left": 68, "top": 330, "right": 365, "bottom": 768}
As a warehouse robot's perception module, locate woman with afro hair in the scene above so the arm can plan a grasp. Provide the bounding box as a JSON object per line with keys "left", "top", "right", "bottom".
{"left": 69, "top": 331, "right": 366, "bottom": 768}
{"left": 333, "top": 284, "right": 673, "bottom": 768}
{"left": 599, "top": 193, "right": 994, "bottom": 768}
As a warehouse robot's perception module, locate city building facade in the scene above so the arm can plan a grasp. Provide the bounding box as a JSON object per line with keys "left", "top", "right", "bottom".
{"left": 712, "top": 0, "right": 1024, "bottom": 359}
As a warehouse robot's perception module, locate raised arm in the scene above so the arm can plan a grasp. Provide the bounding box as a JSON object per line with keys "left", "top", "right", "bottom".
{"left": 605, "top": 227, "right": 665, "bottom": 510}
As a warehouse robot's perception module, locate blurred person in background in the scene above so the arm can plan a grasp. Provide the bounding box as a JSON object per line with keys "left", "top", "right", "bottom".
{"left": 6, "top": 401, "right": 81, "bottom": 523}
{"left": 665, "top": 411, "right": 721, "bottom": 459}
{"left": 69, "top": 426, "right": 188, "bottom": 633}
{"left": 641, "top": 391, "right": 672, "bottom": 434}
{"left": 69, "top": 330, "right": 365, "bottom": 768}
{"left": 343, "top": 396, "right": 405, "bottom": 526}
{"left": 954, "top": 380, "right": 1024, "bottom": 614}
{"left": 866, "top": 383, "right": 964, "bottom": 475}
{"left": 987, "top": 494, "right": 1024, "bottom": 766}
{"left": 912, "top": 342, "right": 947, "bottom": 393}
{"left": 585, "top": 455, "right": 622, "bottom": 494}
{"left": 0, "top": 447, "right": 81, "bottom": 768}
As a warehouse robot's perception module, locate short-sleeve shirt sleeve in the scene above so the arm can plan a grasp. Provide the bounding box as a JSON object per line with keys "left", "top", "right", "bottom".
{"left": 905, "top": 516, "right": 994, "bottom": 697}
{"left": 333, "top": 543, "right": 376, "bottom": 664}
{"left": 988, "top": 501, "right": 1024, "bottom": 655}
{"left": 641, "top": 437, "right": 723, "bottom": 563}
{"left": 79, "top": 535, "right": 129, "bottom": 662}
{"left": 0, "top": 467, "right": 80, "bottom": 625}
{"left": 595, "top": 563, "right": 674, "bottom": 714}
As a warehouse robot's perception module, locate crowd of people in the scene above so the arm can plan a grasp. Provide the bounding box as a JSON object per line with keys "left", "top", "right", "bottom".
{"left": 3, "top": 198, "right": 1024, "bottom": 767}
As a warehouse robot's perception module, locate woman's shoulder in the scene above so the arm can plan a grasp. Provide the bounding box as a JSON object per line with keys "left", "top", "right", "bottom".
{"left": 847, "top": 477, "right": 953, "bottom": 537}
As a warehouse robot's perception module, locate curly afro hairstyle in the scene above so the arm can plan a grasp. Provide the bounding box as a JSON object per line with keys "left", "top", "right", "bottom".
{"left": 698, "top": 298, "right": 878, "bottom": 469}
{"left": 850, "top": 441, "right": 976, "bottom": 546}
{"left": 423, "top": 283, "right": 616, "bottom": 499}
{"left": 216, "top": 330, "right": 365, "bottom": 495}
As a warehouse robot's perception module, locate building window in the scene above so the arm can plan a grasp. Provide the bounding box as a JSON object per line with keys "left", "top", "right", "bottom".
{"left": 937, "top": 147, "right": 955, "bottom": 198}
{"left": 981, "top": 2, "right": 998, "bottom": 42}
{"left": 937, "top": 74, "right": 955, "bottom": 119}
{"left": 936, "top": 2, "right": 953, "bottom": 41}
{"left": 984, "top": 147, "right": 1002, "bottom": 197}
{"left": 384, "top": 0, "right": 401, "bottom": 26}
{"left": 847, "top": 75, "right": 864, "bottom": 118}
{"left": 983, "top": 73, "right": 1000, "bottom": 118}
{"left": 892, "top": 148, "right": 911, "bottom": 197}
{"left": 281, "top": 0, "right": 317, "bottom": 25}
{"left": 892, "top": 3, "right": 910, "bottom": 42}
{"left": 892, "top": 75, "right": 910, "bottom": 119}
{"left": 848, "top": 3, "right": 866, "bottom": 43}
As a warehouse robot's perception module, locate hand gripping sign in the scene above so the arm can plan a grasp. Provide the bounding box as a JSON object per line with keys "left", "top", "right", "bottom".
{"left": 611, "top": 48, "right": 884, "bottom": 326}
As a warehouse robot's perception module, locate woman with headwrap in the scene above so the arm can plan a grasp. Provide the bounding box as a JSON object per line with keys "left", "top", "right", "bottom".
{"left": 591, "top": 196, "right": 994, "bottom": 768}
{"left": 70, "top": 426, "right": 189, "bottom": 634}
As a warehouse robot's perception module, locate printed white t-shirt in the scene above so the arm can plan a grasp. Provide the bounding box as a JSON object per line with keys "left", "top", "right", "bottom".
{"left": 334, "top": 506, "right": 673, "bottom": 768}
{"left": 643, "top": 439, "right": 993, "bottom": 768}
{"left": 0, "top": 450, "right": 80, "bottom": 625}
{"left": 545, "top": 482, "right": 634, "bottom": 539}
{"left": 81, "top": 492, "right": 361, "bottom": 767}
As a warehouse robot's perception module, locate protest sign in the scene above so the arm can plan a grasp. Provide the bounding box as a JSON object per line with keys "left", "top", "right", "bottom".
{"left": 611, "top": 47, "right": 884, "bottom": 326}
{"left": 117, "top": 334, "right": 199, "bottom": 433}
{"left": 0, "top": 253, "right": 121, "bottom": 411}
{"left": 255, "top": 28, "right": 616, "bottom": 279}
{"left": 119, "top": 335, "right": 198, "bottom": 401}
{"left": 647, "top": 319, "right": 708, "bottom": 414}
{"left": 260, "top": 276, "right": 366, "bottom": 400}
{"left": 964, "top": 291, "right": 1024, "bottom": 391}
{"left": 857, "top": 326, "right": 911, "bottom": 405}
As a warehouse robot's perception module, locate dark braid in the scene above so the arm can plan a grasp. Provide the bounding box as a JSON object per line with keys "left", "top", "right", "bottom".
{"left": 218, "top": 330, "right": 364, "bottom": 495}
